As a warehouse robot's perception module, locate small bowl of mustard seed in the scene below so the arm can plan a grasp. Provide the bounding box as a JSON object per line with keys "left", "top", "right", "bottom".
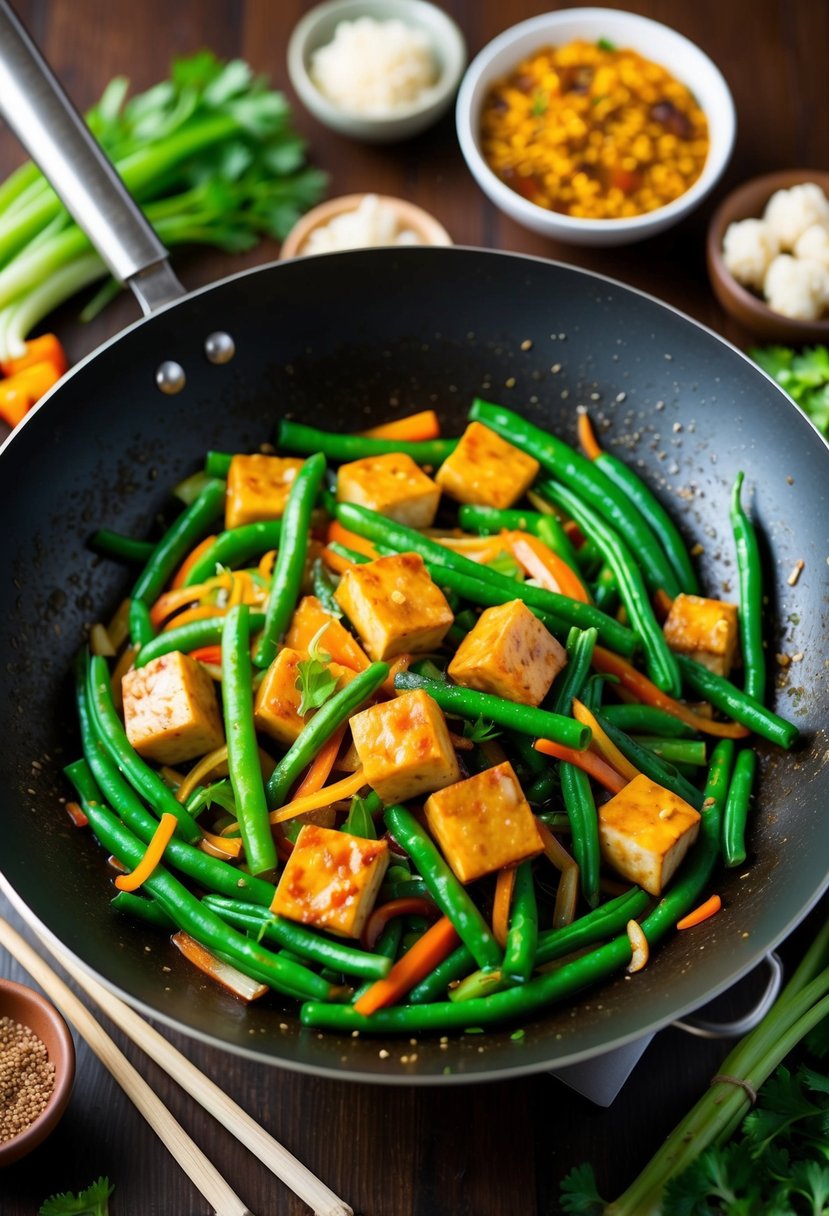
{"left": 0, "top": 979, "right": 75, "bottom": 1166}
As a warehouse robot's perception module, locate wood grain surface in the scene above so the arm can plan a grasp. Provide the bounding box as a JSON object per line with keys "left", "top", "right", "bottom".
{"left": 1, "top": 2, "right": 827, "bottom": 1213}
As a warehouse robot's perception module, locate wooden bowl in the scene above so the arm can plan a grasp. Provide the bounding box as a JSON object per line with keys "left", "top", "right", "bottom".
{"left": 280, "top": 193, "right": 452, "bottom": 259}
{"left": 0, "top": 978, "right": 75, "bottom": 1166}
{"left": 707, "top": 169, "right": 829, "bottom": 342}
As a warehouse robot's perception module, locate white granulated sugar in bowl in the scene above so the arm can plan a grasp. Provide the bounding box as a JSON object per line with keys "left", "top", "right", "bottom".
{"left": 310, "top": 17, "right": 438, "bottom": 115}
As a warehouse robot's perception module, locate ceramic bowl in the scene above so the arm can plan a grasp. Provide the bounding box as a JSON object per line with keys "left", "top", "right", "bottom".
{"left": 287, "top": 0, "right": 467, "bottom": 143}
{"left": 707, "top": 169, "right": 829, "bottom": 342}
{"left": 455, "top": 7, "right": 736, "bottom": 247}
{"left": 0, "top": 978, "right": 75, "bottom": 1166}
{"left": 280, "top": 192, "right": 452, "bottom": 258}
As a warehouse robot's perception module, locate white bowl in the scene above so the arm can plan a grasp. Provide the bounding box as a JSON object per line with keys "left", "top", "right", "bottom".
{"left": 288, "top": 0, "right": 467, "bottom": 144}
{"left": 456, "top": 8, "right": 736, "bottom": 246}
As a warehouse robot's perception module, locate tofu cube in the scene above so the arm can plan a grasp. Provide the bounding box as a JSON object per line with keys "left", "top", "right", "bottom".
{"left": 435, "top": 422, "right": 539, "bottom": 509}
{"left": 285, "top": 596, "right": 370, "bottom": 672}
{"left": 337, "top": 453, "right": 440, "bottom": 528}
{"left": 447, "top": 599, "right": 566, "bottom": 706}
{"left": 122, "top": 650, "right": 224, "bottom": 765}
{"left": 598, "top": 774, "right": 701, "bottom": 897}
{"left": 334, "top": 552, "right": 454, "bottom": 660}
{"left": 424, "top": 761, "right": 544, "bottom": 884}
{"left": 350, "top": 689, "right": 460, "bottom": 803}
{"left": 225, "top": 454, "right": 305, "bottom": 529}
{"left": 253, "top": 647, "right": 356, "bottom": 748}
{"left": 663, "top": 593, "right": 739, "bottom": 676}
{"left": 271, "top": 824, "right": 389, "bottom": 939}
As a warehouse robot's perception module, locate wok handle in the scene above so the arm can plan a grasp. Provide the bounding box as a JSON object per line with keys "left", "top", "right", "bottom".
{"left": 0, "top": 1, "right": 185, "bottom": 315}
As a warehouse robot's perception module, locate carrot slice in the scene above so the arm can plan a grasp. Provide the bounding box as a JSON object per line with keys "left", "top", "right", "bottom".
{"left": 354, "top": 916, "right": 460, "bottom": 1016}
{"left": 114, "top": 812, "right": 178, "bottom": 891}
{"left": 492, "top": 867, "right": 517, "bottom": 948}
{"left": 1, "top": 333, "right": 68, "bottom": 378}
{"left": 361, "top": 896, "right": 440, "bottom": 950}
{"left": 577, "top": 409, "right": 603, "bottom": 461}
{"left": 290, "top": 723, "right": 348, "bottom": 801}
{"left": 267, "top": 769, "right": 367, "bottom": 825}
{"left": 320, "top": 546, "right": 358, "bottom": 576}
{"left": 508, "top": 531, "right": 590, "bottom": 603}
{"left": 592, "top": 646, "right": 750, "bottom": 738}
{"left": 534, "top": 737, "right": 628, "bottom": 793}
{"left": 326, "top": 520, "right": 380, "bottom": 560}
{"left": 0, "top": 361, "right": 62, "bottom": 427}
{"left": 172, "top": 535, "right": 217, "bottom": 589}
{"left": 361, "top": 410, "right": 441, "bottom": 442}
{"left": 572, "top": 698, "right": 641, "bottom": 782}
{"left": 676, "top": 893, "right": 722, "bottom": 930}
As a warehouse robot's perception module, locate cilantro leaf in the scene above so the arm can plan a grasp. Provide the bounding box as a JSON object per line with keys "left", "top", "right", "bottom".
{"left": 39, "top": 1177, "right": 114, "bottom": 1216}
{"left": 750, "top": 344, "right": 829, "bottom": 435}
{"left": 295, "top": 623, "right": 338, "bottom": 715}
{"left": 559, "top": 1163, "right": 606, "bottom": 1215}
{"left": 186, "top": 777, "right": 237, "bottom": 817}
{"left": 462, "top": 716, "right": 502, "bottom": 745}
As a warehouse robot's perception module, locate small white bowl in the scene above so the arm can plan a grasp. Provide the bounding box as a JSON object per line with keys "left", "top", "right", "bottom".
{"left": 456, "top": 8, "right": 736, "bottom": 247}
{"left": 280, "top": 193, "right": 452, "bottom": 259}
{"left": 287, "top": 0, "right": 467, "bottom": 144}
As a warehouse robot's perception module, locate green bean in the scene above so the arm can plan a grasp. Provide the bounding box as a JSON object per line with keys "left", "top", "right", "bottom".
{"left": 384, "top": 805, "right": 503, "bottom": 970}
{"left": 458, "top": 505, "right": 546, "bottom": 536}
{"left": 334, "top": 500, "right": 637, "bottom": 655}
{"left": 353, "top": 919, "right": 404, "bottom": 1001}
{"left": 469, "top": 399, "right": 680, "bottom": 597}
{"left": 540, "top": 478, "right": 681, "bottom": 696}
{"left": 591, "top": 564, "right": 619, "bottom": 613}
{"left": 393, "top": 670, "right": 590, "bottom": 751}
{"left": 184, "top": 521, "right": 283, "bottom": 587}
{"left": 201, "top": 896, "right": 392, "bottom": 980}
{"left": 311, "top": 557, "right": 343, "bottom": 617}
{"left": 591, "top": 444, "right": 700, "bottom": 596}
{"left": 205, "top": 450, "right": 232, "bottom": 478}
{"left": 91, "top": 529, "right": 155, "bottom": 563}
{"left": 675, "top": 654, "right": 799, "bottom": 750}
{"left": 524, "top": 769, "right": 559, "bottom": 804}
{"left": 222, "top": 605, "right": 276, "bottom": 875}
{"left": 134, "top": 612, "right": 266, "bottom": 668}
{"left": 633, "top": 737, "right": 707, "bottom": 766}
{"left": 87, "top": 653, "right": 201, "bottom": 842}
{"left": 65, "top": 760, "right": 342, "bottom": 1002}
{"left": 111, "top": 890, "right": 176, "bottom": 930}
{"left": 254, "top": 453, "right": 326, "bottom": 669}
{"left": 730, "top": 472, "right": 766, "bottom": 702}
{"left": 449, "top": 967, "right": 505, "bottom": 1002}
{"left": 601, "top": 704, "right": 698, "bottom": 738}
{"left": 128, "top": 597, "right": 154, "bottom": 649}
{"left": 131, "top": 478, "right": 226, "bottom": 609}
{"left": 407, "top": 943, "right": 476, "bottom": 1003}
{"left": 502, "top": 860, "right": 538, "bottom": 984}
{"left": 722, "top": 747, "right": 758, "bottom": 868}
{"left": 507, "top": 731, "right": 548, "bottom": 778}
{"left": 277, "top": 418, "right": 457, "bottom": 466}
{"left": 265, "top": 661, "right": 389, "bottom": 808}
{"left": 550, "top": 626, "right": 597, "bottom": 716}
{"left": 593, "top": 710, "right": 704, "bottom": 811}
{"left": 561, "top": 761, "right": 600, "bottom": 908}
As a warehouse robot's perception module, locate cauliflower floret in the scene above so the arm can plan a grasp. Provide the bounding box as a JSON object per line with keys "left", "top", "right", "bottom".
{"left": 794, "top": 222, "right": 829, "bottom": 270}
{"left": 722, "top": 218, "right": 779, "bottom": 292}
{"left": 763, "top": 183, "right": 829, "bottom": 251}
{"left": 763, "top": 253, "right": 829, "bottom": 321}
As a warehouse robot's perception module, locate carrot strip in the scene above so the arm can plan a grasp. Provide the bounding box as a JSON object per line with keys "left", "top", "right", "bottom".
{"left": 286, "top": 596, "right": 370, "bottom": 672}
{"left": 508, "top": 531, "right": 590, "bottom": 603}
{"left": 592, "top": 645, "right": 750, "bottom": 738}
{"left": 320, "top": 546, "right": 357, "bottom": 576}
{"left": 572, "top": 698, "right": 641, "bottom": 782}
{"left": 162, "top": 603, "right": 228, "bottom": 631}
{"left": 361, "top": 410, "right": 441, "bottom": 442}
{"left": 354, "top": 916, "right": 460, "bottom": 1016}
{"left": 189, "top": 644, "right": 223, "bottom": 666}
{"left": 1, "top": 333, "right": 68, "bottom": 378}
{"left": 676, "top": 893, "right": 722, "bottom": 930}
{"left": 361, "top": 896, "right": 440, "bottom": 950}
{"left": 577, "top": 409, "right": 603, "bottom": 461}
{"left": 433, "top": 534, "right": 507, "bottom": 563}
{"left": 653, "top": 587, "right": 675, "bottom": 622}
{"left": 492, "top": 867, "right": 517, "bottom": 948}
{"left": 171, "top": 535, "right": 217, "bottom": 589}
{"left": 114, "top": 812, "right": 178, "bottom": 892}
{"left": 258, "top": 549, "right": 276, "bottom": 581}
{"left": 267, "top": 769, "right": 367, "bottom": 825}
{"left": 290, "top": 723, "right": 348, "bottom": 801}
{"left": 326, "top": 520, "right": 380, "bottom": 560}
{"left": 380, "top": 653, "right": 414, "bottom": 697}
{"left": 535, "top": 737, "right": 628, "bottom": 793}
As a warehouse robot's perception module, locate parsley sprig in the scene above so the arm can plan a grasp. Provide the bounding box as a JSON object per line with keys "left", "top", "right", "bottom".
{"left": 295, "top": 622, "right": 338, "bottom": 716}
{"left": 39, "top": 1177, "right": 114, "bottom": 1216}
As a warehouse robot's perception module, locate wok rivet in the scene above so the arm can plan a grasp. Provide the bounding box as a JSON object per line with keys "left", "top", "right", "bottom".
{"left": 205, "top": 332, "right": 236, "bottom": 364}
{"left": 156, "top": 360, "right": 186, "bottom": 394}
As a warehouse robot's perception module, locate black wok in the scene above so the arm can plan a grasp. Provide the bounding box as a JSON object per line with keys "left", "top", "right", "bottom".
{"left": 0, "top": 6, "right": 827, "bottom": 1085}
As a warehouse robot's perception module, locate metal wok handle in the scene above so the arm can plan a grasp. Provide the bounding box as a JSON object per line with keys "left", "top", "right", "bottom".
{"left": 0, "top": 0, "right": 184, "bottom": 315}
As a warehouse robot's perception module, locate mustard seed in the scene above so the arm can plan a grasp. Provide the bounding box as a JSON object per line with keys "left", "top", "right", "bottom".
{"left": 0, "top": 1015, "right": 56, "bottom": 1142}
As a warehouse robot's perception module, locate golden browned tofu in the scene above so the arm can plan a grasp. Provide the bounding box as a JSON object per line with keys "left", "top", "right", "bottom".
{"left": 435, "top": 422, "right": 539, "bottom": 509}
{"left": 447, "top": 599, "right": 566, "bottom": 706}
{"left": 350, "top": 689, "right": 460, "bottom": 804}
{"left": 334, "top": 552, "right": 453, "bottom": 661}
{"left": 336, "top": 453, "right": 440, "bottom": 528}
{"left": 285, "top": 596, "right": 370, "bottom": 671}
{"left": 253, "top": 647, "right": 356, "bottom": 748}
{"left": 225, "top": 454, "right": 305, "bottom": 529}
{"left": 598, "top": 774, "right": 701, "bottom": 897}
{"left": 663, "top": 593, "right": 739, "bottom": 676}
{"left": 271, "top": 824, "right": 389, "bottom": 939}
{"left": 424, "top": 761, "right": 544, "bottom": 884}
{"left": 122, "top": 651, "right": 224, "bottom": 765}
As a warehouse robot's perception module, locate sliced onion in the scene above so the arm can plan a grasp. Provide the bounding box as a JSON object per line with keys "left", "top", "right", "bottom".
{"left": 171, "top": 931, "right": 268, "bottom": 1002}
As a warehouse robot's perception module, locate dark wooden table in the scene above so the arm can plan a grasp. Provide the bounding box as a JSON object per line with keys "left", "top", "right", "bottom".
{"left": 1, "top": 2, "right": 827, "bottom": 1213}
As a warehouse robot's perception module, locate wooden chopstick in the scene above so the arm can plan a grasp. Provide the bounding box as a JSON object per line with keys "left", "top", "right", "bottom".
{"left": 0, "top": 916, "right": 353, "bottom": 1216}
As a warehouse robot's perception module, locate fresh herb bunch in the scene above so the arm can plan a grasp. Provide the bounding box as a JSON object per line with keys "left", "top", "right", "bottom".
{"left": 0, "top": 51, "right": 326, "bottom": 359}
{"left": 750, "top": 345, "right": 829, "bottom": 436}
{"left": 39, "top": 1176, "right": 114, "bottom": 1216}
